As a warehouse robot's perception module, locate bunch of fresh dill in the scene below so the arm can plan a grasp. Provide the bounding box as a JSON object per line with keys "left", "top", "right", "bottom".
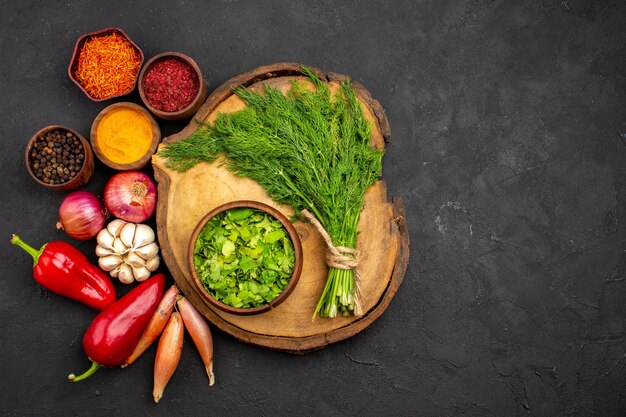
{"left": 160, "top": 67, "right": 383, "bottom": 318}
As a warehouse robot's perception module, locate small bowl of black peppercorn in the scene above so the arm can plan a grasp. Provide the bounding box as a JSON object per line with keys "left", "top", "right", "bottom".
{"left": 25, "top": 125, "right": 95, "bottom": 191}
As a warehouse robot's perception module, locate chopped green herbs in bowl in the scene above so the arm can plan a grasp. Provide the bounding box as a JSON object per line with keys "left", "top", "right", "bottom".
{"left": 188, "top": 201, "right": 303, "bottom": 315}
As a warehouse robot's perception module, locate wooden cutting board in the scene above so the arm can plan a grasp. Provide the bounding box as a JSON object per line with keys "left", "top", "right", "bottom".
{"left": 152, "top": 63, "right": 409, "bottom": 353}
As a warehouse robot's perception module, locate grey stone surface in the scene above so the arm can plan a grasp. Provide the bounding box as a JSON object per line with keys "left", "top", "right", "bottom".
{"left": 1, "top": 0, "right": 625, "bottom": 416}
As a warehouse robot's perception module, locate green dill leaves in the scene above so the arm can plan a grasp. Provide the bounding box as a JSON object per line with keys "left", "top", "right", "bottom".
{"left": 193, "top": 208, "right": 295, "bottom": 309}
{"left": 161, "top": 67, "right": 383, "bottom": 318}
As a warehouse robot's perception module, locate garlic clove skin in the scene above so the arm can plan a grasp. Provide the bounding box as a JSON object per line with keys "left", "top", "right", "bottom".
{"left": 99, "top": 255, "right": 123, "bottom": 271}
{"left": 95, "top": 244, "right": 114, "bottom": 257}
{"left": 125, "top": 251, "right": 147, "bottom": 268}
{"left": 112, "top": 237, "right": 129, "bottom": 255}
{"left": 96, "top": 229, "right": 115, "bottom": 250}
{"left": 134, "top": 242, "right": 159, "bottom": 260}
{"left": 133, "top": 224, "right": 155, "bottom": 248}
{"left": 131, "top": 265, "right": 152, "bottom": 282}
{"left": 118, "top": 263, "right": 134, "bottom": 284}
{"left": 107, "top": 219, "right": 127, "bottom": 237}
{"left": 110, "top": 263, "right": 123, "bottom": 278}
{"left": 120, "top": 223, "right": 137, "bottom": 248}
{"left": 145, "top": 256, "right": 160, "bottom": 272}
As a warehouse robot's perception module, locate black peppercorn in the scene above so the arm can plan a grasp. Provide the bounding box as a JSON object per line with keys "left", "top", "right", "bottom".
{"left": 29, "top": 129, "right": 85, "bottom": 184}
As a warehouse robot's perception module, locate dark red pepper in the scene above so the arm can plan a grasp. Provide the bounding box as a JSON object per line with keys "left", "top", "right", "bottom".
{"left": 68, "top": 273, "right": 165, "bottom": 382}
{"left": 11, "top": 234, "right": 116, "bottom": 311}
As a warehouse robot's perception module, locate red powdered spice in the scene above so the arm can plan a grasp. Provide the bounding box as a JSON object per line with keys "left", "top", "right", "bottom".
{"left": 143, "top": 58, "right": 199, "bottom": 112}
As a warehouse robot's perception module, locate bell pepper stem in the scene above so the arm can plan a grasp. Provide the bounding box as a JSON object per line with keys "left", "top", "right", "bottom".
{"left": 68, "top": 360, "right": 102, "bottom": 382}
{"left": 11, "top": 234, "right": 45, "bottom": 267}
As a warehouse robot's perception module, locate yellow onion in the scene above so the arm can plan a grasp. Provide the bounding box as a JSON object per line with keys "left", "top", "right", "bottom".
{"left": 177, "top": 296, "right": 215, "bottom": 387}
{"left": 153, "top": 312, "right": 184, "bottom": 403}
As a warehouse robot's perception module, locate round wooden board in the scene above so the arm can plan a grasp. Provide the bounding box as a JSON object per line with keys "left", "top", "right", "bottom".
{"left": 152, "top": 63, "right": 409, "bottom": 353}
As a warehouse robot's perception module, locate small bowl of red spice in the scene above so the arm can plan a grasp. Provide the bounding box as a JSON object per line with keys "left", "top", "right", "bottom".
{"left": 138, "top": 52, "right": 208, "bottom": 121}
{"left": 68, "top": 27, "right": 143, "bottom": 101}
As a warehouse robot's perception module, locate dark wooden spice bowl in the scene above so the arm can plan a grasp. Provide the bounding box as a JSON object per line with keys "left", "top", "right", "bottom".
{"left": 68, "top": 27, "right": 144, "bottom": 102}
{"left": 25, "top": 125, "right": 95, "bottom": 191}
{"left": 90, "top": 102, "right": 161, "bottom": 171}
{"left": 138, "top": 52, "right": 208, "bottom": 121}
{"left": 187, "top": 200, "right": 303, "bottom": 316}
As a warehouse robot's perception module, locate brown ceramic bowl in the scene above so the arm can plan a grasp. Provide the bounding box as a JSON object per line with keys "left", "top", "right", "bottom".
{"left": 25, "top": 125, "right": 95, "bottom": 191}
{"left": 90, "top": 102, "right": 161, "bottom": 171}
{"left": 188, "top": 201, "right": 303, "bottom": 316}
{"left": 68, "top": 27, "right": 144, "bottom": 102}
{"left": 138, "top": 52, "right": 208, "bottom": 121}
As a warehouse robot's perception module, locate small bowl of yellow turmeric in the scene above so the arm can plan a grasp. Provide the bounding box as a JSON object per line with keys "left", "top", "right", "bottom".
{"left": 90, "top": 102, "right": 161, "bottom": 170}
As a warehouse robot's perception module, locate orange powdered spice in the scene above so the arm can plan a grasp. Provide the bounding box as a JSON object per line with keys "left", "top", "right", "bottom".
{"left": 75, "top": 33, "right": 141, "bottom": 100}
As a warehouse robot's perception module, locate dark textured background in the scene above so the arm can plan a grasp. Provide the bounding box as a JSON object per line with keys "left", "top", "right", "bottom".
{"left": 1, "top": 1, "right": 625, "bottom": 416}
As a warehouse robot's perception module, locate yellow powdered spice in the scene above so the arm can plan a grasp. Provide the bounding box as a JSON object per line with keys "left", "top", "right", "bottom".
{"left": 96, "top": 108, "right": 153, "bottom": 164}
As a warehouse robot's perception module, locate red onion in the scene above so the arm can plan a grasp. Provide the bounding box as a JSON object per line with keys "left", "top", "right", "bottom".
{"left": 57, "top": 191, "right": 107, "bottom": 240}
{"left": 104, "top": 171, "right": 157, "bottom": 223}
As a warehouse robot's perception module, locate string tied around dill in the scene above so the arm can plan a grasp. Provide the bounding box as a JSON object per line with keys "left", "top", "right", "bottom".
{"left": 301, "top": 209, "right": 363, "bottom": 317}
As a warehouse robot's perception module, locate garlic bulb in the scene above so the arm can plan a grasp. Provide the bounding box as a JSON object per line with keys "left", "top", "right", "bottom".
{"left": 96, "top": 220, "right": 160, "bottom": 283}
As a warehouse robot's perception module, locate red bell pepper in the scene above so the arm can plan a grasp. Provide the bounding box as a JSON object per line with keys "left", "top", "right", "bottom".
{"left": 68, "top": 273, "right": 165, "bottom": 382}
{"left": 11, "top": 234, "right": 116, "bottom": 311}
